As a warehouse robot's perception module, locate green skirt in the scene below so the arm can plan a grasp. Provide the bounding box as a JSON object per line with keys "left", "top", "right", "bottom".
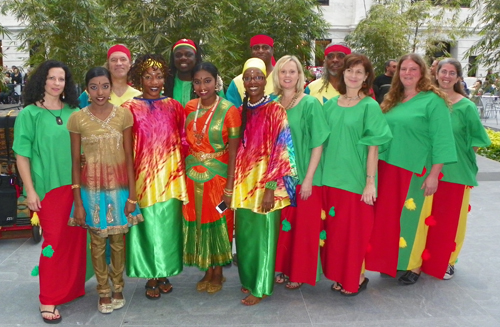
{"left": 126, "top": 199, "right": 183, "bottom": 278}
{"left": 235, "top": 208, "right": 281, "bottom": 297}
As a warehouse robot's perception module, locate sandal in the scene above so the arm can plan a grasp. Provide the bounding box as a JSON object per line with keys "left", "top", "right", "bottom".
{"left": 158, "top": 278, "right": 173, "bottom": 294}
{"left": 241, "top": 294, "right": 267, "bottom": 306}
{"left": 275, "top": 273, "right": 288, "bottom": 284}
{"left": 207, "top": 277, "right": 226, "bottom": 294}
{"left": 197, "top": 280, "right": 209, "bottom": 292}
{"left": 97, "top": 297, "right": 114, "bottom": 314}
{"left": 145, "top": 279, "right": 161, "bottom": 300}
{"left": 331, "top": 282, "right": 342, "bottom": 292}
{"left": 285, "top": 281, "right": 302, "bottom": 290}
{"left": 341, "top": 278, "right": 369, "bottom": 297}
{"left": 39, "top": 306, "right": 62, "bottom": 324}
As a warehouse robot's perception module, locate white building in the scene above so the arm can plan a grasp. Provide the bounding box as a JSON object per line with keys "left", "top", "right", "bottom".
{"left": 0, "top": 13, "right": 29, "bottom": 71}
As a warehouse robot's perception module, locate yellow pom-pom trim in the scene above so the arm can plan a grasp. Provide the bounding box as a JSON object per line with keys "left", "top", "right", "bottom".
{"left": 321, "top": 210, "right": 326, "bottom": 220}
{"left": 404, "top": 198, "right": 416, "bottom": 211}
{"left": 31, "top": 213, "right": 40, "bottom": 226}
{"left": 319, "top": 239, "right": 325, "bottom": 247}
{"left": 399, "top": 237, "right": 407, "bottom": 248}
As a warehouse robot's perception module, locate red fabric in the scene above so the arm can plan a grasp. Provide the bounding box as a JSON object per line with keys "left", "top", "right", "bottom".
{"left": 107, "top": 44, "right": 131, "bottom": 60}
{"left": 421, "top": 181, "right": 465, "bottom": 279}
{"left": 324, "top": 44, "right": 351, "bottom": 57}
{"left": 250, "top": 35, "right": 274, "bottom": 47}
{"left": 320, "top": 187, "right": 374, "bottom": 293}
{"left": 365, "top": 161, "right": 413, "bottom": 277}
{"left": 173, "top": 39, "right": 197, "bottom": 53}
{"left": 275, "top": 185, "right": 322, "bottom": 286}
{"left": 38, "top": 185, "right": 87, "bottom": 305}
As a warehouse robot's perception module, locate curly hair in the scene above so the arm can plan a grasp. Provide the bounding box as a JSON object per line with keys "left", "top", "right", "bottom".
{"left": 381, "top": 53, "right": 450, "bottom": 112}
{"left": 164, "top": 41, "right": 203, "bottom": 99}
{"left": 336, "top": 53, "right": 375, "bottom": 97}
{"left": 435, "top": 58, "right": 468, "bottom": 97}
{"left": 23, "top": 60, "right": 79, "bottom": 108}
{"left": 128, "top": 54, "right": 168, "bottom": 93}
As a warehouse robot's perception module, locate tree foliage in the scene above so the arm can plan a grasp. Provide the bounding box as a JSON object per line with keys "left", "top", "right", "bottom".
{"left": 346, "top": 0, "right": 471, "bottom": 74}
{"left": 1, "top": 0, "right": 328, "bottom": 83}
{"left": 464, "top": 0, "right": 500, "bottom": 69}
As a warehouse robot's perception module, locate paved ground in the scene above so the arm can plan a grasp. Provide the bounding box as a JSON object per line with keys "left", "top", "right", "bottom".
{"left": 1, "top": 104, "right": 500, "bottom": 326}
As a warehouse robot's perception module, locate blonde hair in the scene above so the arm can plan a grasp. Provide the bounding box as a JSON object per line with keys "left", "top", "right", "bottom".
{"left": 273, "top": 55, "right": 305, "bottom": 97}
{"left": 381, "top": 53, "right": 450, "bottom": 112}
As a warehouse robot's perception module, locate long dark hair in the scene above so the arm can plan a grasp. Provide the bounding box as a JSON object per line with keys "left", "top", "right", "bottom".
{"left": 435, "top": 58, "right": 467, "bottom": 97}
{"left": 85, "top": 67, "right": 112, "bottom": 87}
{"left": 164, "top": 41, "right": 203, "bottom": 99}
{"left": 23, "top": 60, "right": 79, "bottom": 108}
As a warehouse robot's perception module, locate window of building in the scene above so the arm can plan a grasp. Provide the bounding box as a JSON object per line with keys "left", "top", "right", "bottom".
{"left": 318, "top": 0, "right": 329, "bottom": 5}
{"left": 315, "top": 39, "right": 332, "bottom": 67}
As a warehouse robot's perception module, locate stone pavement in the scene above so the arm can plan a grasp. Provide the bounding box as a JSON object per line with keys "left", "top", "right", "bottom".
{"left": 1, "top": 154, "right": 499, "bottom": 327}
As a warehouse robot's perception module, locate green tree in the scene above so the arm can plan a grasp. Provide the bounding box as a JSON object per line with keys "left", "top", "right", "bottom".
{"left": 346, "top": 0, "right": 471, "bottom": 74}
{"left": 464, "top": 0, "right": 500, "bottom": 68}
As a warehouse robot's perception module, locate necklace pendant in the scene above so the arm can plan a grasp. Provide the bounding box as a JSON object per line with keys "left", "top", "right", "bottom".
{"left": 56, "top": 117, "right": 63, "bottom": 125}
{"left": 194, "top": 132, "right": 203, "bottom": 145}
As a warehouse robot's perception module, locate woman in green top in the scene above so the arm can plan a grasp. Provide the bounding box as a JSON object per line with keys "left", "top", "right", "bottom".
{"left": 365, "top": 54, "right": 457, "bottom": 285}
{"left": 13, "top": 60, "right": 86, "bottom": 324}
{"left": 421, "top": 58, "right": 491, "bottom": 280}
{"left": 320, "top": 54, "right": 392, "bottom": 296}
{"left": 273, "top": 55, "right": 329, "bottom": 290}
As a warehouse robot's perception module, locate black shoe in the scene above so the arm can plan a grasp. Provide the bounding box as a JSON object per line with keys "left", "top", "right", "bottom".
{"left": 398, "top": 270, "right": 421, "bottom": 285}
{"left": 443, "top": 264, "right": 455, "bottom": 280}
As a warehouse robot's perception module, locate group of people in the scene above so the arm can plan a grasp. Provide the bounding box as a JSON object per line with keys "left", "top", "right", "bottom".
{"left": 12, "top": 35, "right": 491, "bottom": 324}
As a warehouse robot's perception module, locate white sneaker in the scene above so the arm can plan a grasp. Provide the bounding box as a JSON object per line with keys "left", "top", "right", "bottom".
{"left": 443, "top": 264, "right": 455, "bottom": 280}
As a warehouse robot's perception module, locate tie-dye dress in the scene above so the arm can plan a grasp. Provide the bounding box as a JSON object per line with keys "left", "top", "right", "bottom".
{"left": 122, "top": 97, "right": 188, "bottom": 278}
{"left": 231, "top": 99, "right": 297, "bottom": 298}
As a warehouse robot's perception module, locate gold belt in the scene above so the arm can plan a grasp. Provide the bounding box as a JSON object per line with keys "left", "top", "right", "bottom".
{"left": 189, "top": 148, "right": 228, "bottom": 161}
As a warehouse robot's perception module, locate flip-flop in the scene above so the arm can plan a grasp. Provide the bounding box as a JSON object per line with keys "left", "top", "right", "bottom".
{"left": 39, "top": 306, "right": 62, "bottom": 324}
{"left": 158, "top": 278, "right": 173, "bottom": 294}
{"left": 285, "top": 281, "right": 303, "bottom": 290}
{"left": 331, "top": 282, "right": 342, "bottom": 292}
{"left": 275, "top": 273, "right": 288, "bottom": 284}
{"left": 341, "top": 278, "right": 369, "bottom": 297}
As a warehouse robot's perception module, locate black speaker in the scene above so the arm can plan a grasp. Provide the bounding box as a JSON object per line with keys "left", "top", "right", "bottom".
{"left": 0, "top": 174, "right": 17, "bottom": 226}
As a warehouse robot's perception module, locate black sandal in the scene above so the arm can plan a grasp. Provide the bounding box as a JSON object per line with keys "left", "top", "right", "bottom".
{"left": 341, "top": 278, "right": 369, "bottom": 297}
{"left": 39, "top": 306, "right": 62, "bottom": 324}
{"left": 275, "top": 273, "right": 288, "bottom": 284}
{"left": 330, "top": 282, "right": 342, "bottom": 292}
{"left": 145, "top": 280, "right": 161, "bottom": 300}
{"left": 157, "top": 278, "right": 173, "bottom": 294}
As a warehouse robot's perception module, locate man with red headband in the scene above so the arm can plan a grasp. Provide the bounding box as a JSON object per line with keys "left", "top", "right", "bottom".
{"left": 226, "top": 34, "right": 277, "bottom": 108}
{"left": 305, "top": 42, "right": 351, "bottom": 104}
{"left": 78, "top": 44, "right": 141, "bottom": 108}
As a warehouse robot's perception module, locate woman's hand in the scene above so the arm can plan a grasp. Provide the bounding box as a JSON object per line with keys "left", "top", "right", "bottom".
{"left": 361, "top": 184, "right": 376, "bottom": 205}
{"left": 222, "top": 194, "right": 232, "bottom": 209}
{"left": 26, "top": 189, "right": 41, "bottom": 212}
{"left": 422, "top": 175, "right": 439, "bottom": 196}
{"left": 124, "top": 201, "right": 136, "bottom": 217}
{"left": 299, "top": 178, "right": 313, "bottom": 201}
{"left": 262, "top": 188, "right": 275, "bottom": 212}
{"left": 73, "top": 204, "right": 86, "bottom": 226}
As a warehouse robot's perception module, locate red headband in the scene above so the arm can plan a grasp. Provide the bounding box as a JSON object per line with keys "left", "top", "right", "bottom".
{"left": 173, "top": 39, "right": 197, "bottom": 53}
{"left": 324, "top": 44, "right": 351, "bottom": 57}
{"left": 107, "top": 44, "right": 131, "bottom": 60}
{"left": 250, "top": 35, "right": 274, "bottom": 48}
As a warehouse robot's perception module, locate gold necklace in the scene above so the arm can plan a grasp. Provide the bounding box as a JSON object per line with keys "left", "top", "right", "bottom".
{"left": 280, "top": 92, "right": 300, "bottom": 110}
{"left": 343, "top": 94, "right": 361, "bottom": 105}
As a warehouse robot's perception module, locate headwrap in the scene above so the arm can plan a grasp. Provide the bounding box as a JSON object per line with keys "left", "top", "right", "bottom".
{"left": 173, "top": 39, "right": 197, "bottom": 53}
{"left": 324, "top": 44, "right": 351, "bottom": 57}
{"left": 139, "top": 58, "right": 165, "bottom": 76}
{"left": 242, "top": 58, "right": 267, "bottom": 77}
{"left": 107, "top": 44, "right": 131, "bottom": 60}
{"left": 249, "top": 34, "right": 276, "bottom": 66}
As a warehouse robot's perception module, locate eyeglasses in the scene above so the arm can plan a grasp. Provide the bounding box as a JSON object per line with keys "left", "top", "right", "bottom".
{"left": 243, "top": 76, "right": 265, "bottom": 82}
{"left": 438, "top": 70, "right": 457, "bottom": 77}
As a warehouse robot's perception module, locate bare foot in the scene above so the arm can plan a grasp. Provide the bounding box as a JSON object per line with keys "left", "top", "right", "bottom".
{"left": 145, "top": 279, "right": 160, "bottom": 299}
{"left": 241, "top": 294, "right": 267, "bottom": 306}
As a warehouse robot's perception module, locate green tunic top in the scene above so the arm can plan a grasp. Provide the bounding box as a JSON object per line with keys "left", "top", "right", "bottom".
{"left": 286, "top": 95, "right": 329, "bottom": 186}
{"left": 13, "top": 104, "right": 76, "bottom": 201}
{"left": 440, "top": 98, "right": 491, "bottom": 186}
{"left": 379, "top": 91, "right": 457, "bottom": 173}
{"left": 322, "top": 96, "right": 393, "bottom": 195}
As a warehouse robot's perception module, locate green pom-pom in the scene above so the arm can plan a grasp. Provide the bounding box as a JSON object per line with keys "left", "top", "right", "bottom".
{"left": 31, "top": 265, "right": 39, "bottom": 276}
{"left": 320, "top": 230, "right": 327, "bottom": 240}
{"left": 281, "top": 218, "right": 291, "bottom": 232}
{"left": 329, "top": 207, "right": 335, "bottom": 217}
{"left": 42, "top": 245, "right": 55, "bottom": 258}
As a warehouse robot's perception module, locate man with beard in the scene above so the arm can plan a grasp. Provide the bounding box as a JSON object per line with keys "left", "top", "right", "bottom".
{"left": 305, "top": 43, "right": 351, "bottom": 104}
{"left": 226, "top": 34, "right": 276, "bottom": 108}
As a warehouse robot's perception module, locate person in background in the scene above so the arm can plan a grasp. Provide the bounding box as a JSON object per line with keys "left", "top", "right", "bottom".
{"left": 421, "top": 58, "right": 490, "bottom": 280}
{"left": 373, "top": 59, "right": 397, "bottom": 104}
{"left": 305, "top": 43, "right": 351, "bottom": 104}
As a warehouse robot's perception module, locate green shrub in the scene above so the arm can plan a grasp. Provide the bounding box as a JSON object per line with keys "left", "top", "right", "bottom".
{"left": 477, "top": 128, "right": 500, "bottom": 161}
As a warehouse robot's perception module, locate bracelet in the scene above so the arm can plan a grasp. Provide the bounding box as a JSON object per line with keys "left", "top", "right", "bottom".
{"left": 227, "top": 175, "right": 235, "bottom": 178}
{"left": 265, "top": 181, "right": 277, "bottom": 190}
{"left": 71, "top": 184, "right": 81, "bottom": 189}
{"left": 127, "top": 198, "right": 138, "bottom": 204}
{"left": 366, "top": 175, "right": 375, "bottom": 179}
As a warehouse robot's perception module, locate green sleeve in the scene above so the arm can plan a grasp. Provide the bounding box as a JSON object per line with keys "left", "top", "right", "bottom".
{"left": 465, "top": 102, "right": 491, "bottom": 148}
{"left": 13, "top": 108, "right": 34, "bottom": 158}
{"left": 306, "top": 97, "right": 329, "bottom": 149}
{"left": 358, "top": 101, "right": 393, "bottom": 148}
{"left": 429, "top": 97, "right": 457, "bottom": 165}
